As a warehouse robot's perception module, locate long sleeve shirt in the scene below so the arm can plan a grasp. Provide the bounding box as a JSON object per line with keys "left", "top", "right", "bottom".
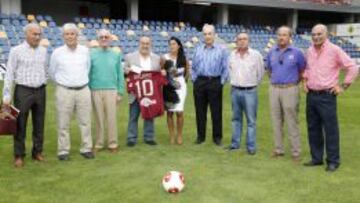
{"left": 191, "top": 43, "right": 229, "bottom": 84}
{"left": 304, "top": 39, "right": 359, "bottom": 90}
{"left": 2, "top": 41, "right": 48, "bottom": 102}
{"left": 49, "top": 45, "right": 90, "bottom": 87}
{"left": 89, "top": 48, "right": 125, "bottom": 95}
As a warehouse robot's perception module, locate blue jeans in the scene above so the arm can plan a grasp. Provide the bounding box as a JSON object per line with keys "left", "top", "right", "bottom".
{"left": 127, "top": 100, "right": 155, "bottom": 143}
{"left": 230, "top": 87, "right": 258, "bottom": 151}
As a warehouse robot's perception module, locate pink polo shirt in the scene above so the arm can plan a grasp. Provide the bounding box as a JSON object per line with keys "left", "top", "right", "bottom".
{"left": 304, "top": 39, "right": 358, "bottom": 90}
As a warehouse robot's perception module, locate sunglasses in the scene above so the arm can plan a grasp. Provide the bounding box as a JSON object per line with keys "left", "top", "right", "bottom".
{"left": 279, "top": 54, "right": 285, "bottom": 65}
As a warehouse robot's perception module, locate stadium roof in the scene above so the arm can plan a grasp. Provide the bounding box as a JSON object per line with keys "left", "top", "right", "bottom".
{"left": 184, "top": 0, "right": 360, "bottom": 13}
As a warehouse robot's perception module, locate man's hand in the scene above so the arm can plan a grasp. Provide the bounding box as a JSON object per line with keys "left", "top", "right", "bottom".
{"left": 303, "top": 83, "right": 309, "bottom": 93}
{"left": 330, "top": 84, "right": 343, "bottom": 95}
{"left": 341, "top": 83, "right": 350, "bottom": 90}
{"left": 124, "top": 67, "right": 131, "bottom": 75}
{"left": 2, "top": 98, "right": 11, "bottom": 107}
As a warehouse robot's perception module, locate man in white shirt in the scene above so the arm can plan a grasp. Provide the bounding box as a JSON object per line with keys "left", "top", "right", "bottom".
{"left": 2, "top": 23, "right": 48, "bottom": 167}
{"left": 49, "top": 23, "right": 94, "bottom": 161}
{"left": 226, "top": 32, "right": 264, "bottom": 155}
{"left": 124, "top": 36, "right": 162, "bottom": 147}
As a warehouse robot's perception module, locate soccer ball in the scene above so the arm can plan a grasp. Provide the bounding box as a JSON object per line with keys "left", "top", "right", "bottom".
{"left": 162, "top": 171, "right": 185, "bottom": 193}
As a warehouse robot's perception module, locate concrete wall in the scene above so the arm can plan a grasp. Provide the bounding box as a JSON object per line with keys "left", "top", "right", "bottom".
{"left": 22, "top": 0, "right": 110, "bottom": 24}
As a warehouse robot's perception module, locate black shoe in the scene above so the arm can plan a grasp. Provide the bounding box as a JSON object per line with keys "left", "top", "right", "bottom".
{"left": 326, "top": 164, "right": 339, "bottom": 172}
{"left": 194, "top": 140, "right": 204, "bottom": 145}
{"left": 127, "top": 141, "right": 136, "bottom": 147}
{"left": 80, "top": 152, "right": 95, "bottom": 159}
{"left": 58, "top": 154, "right": 69, "bottom": 161}
{"left": 225, "top": 145, "right": 239, "bottom": 151}
{"left": 247, "top": 150, "right": 256, "bottom": 155}
{"left": 145, "top": 140, "right": 157, "bottom": 146}
{"left": 214, "top": 141, "right": 222, "bottom": 146}
{"left": 303, "top": 161, "right": 324, "bottom": 167}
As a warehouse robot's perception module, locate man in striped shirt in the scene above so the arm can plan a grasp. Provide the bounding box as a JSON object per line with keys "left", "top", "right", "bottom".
{"left": 2, "top": 23, "right": 48, "bottom": 167}
{"left": 191, "top": 24, "right": 229, "bottom": 146}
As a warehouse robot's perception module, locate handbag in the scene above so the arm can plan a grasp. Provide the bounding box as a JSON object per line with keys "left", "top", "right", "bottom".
{"left": 0, "top": 105, "right": 19, "bottom": 136}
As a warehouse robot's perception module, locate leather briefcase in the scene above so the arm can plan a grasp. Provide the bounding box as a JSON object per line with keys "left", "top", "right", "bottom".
{"left": 0, "top": 105, "right": 19, "bottom": 136}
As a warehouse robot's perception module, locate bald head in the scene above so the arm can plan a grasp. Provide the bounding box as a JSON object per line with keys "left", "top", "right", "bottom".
{"left": 311, "top": 24, "right": 328, "bottom": 48}
{"left": 139, "top": 36, "right": 152, "bottom": 56}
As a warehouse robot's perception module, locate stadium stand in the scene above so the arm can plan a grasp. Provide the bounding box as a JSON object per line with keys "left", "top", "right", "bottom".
{"left": 293, "top": 0, "right": 352, "bottom": 5}
{"left": 0, "top": 13, "right": 359, "bottom": 62}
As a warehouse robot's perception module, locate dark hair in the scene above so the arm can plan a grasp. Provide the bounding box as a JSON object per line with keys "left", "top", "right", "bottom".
{"left": 169, "top": 36, "right": 186, "bottom": 68}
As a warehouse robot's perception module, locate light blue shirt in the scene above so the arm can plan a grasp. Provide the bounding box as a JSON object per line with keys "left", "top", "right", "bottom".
{"left": 191, "top": 43, "right": 229, "bottom": 84}
{"left": 49, "top": 45, "right": 90, "bottom": 87}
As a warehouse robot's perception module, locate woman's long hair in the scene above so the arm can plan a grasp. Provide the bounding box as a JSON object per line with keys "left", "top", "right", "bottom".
{"left": 169, "top": 36, "right": 186, "bottom": 68}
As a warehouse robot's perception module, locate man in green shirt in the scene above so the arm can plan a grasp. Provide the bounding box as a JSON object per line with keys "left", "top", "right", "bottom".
{"left": 89, "top": 29, "right": 124, "bottom": 153}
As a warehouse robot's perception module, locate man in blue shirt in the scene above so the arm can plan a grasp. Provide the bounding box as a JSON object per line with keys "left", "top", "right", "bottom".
{"left": 265, "top": 26, "right": 306, "bottom": 162}
{"left": 191, "top": 24, "right": 229, "bottom": 146}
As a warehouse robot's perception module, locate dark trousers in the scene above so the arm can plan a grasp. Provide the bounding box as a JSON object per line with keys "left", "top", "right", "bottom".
{"left": 306, "top": 91, "right": 340, "bottom": 166}
{"left": 14, "top": 84, "right": 46, "bottom": 158}
{"left": 193, "top": 77, "right": 223, "bottom": 143}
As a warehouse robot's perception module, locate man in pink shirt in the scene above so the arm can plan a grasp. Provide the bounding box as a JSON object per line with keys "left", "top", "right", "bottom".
{"left": 303, "top": 24, "right": 359, "bottom": 172}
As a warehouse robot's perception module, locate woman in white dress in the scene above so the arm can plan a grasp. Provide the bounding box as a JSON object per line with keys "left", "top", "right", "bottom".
{"left": 162, "top": 37, "right": 189, "bottom": 145}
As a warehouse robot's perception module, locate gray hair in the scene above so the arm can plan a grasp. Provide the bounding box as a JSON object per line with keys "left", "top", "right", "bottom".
{"left": 62, "top": 23, "right": 79, "bottom": 34}
{"left": 23, "top": 23, "right": 41, "bottom": 33}
{"left": 277, "top": 26, "right": 293, "bottom": 37}
{"left": 97, "top": 29, "right": 111, "bottom": 38}
{"left": 202, "top": 24, "right": 216, "bottom": 34}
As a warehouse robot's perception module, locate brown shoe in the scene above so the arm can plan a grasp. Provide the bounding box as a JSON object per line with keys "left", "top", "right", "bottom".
{"left": 271, "top": 151, "right": 285, "bottom": 158}
{"left": 14, "top": 157, "right": 24, "bottom": 168}
{"left": 32, "top": 153, "right": 45, "bottom": 162}
{"left": 109, "top": 148, "right": 118, "bottom": 153}
{"left": 93, "top": 148, "right": 103, "bottom": 153}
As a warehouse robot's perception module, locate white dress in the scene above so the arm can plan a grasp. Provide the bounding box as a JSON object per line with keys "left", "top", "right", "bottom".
{"left": 164, "top": 54, "right": 187, "bottom": 112}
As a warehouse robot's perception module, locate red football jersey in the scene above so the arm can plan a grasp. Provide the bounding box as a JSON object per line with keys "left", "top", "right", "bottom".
{"left": 127, "top": 71, "right": 168, "bottom": 119}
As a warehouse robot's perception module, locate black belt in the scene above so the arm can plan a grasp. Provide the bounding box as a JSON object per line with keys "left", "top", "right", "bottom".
{"left": 60, "top": 84, "right": 88, "bottom": 90}
{"left": 16, "top": 84, "right": 46, "bottom": 91}
{"left": 308, "top": 89, "right": 333, "bottom": 95}
{"left": 232, "top": 85, "right": 256, "bottom": 90}
{"left": 197, "top": 76, "right": 220, "bottom": 80}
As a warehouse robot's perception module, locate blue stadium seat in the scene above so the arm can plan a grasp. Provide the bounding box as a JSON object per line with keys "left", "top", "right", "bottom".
{"left": 74, "top": 17, "right": 80, "bottom": 23}
{"left": 48, "top": 21, "right": 56, "bottom": 27}
{"left": 44, "top": 15, "right": 53, "bottom": 22}
{"left": 20, "top": 20, "right": 28, "bottom": 26}
{"left": 81, "top": 17, "right": 88, "bottom": 23}
{"left": 1, "top": 19, "right": 10, "bottom": 26}
{"left": 36, "top": 15, "right": 44, "bottom": 21}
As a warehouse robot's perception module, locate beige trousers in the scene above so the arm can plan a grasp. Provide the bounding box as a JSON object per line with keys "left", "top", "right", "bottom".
{"left": 269, "top": 85, "right": 301, "bottom": 157}
{"left": 91, "top": 90, "right": 118, "bottom": 149}
{"left": 56, "top": 85, "right": 93, "bottom": 155}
